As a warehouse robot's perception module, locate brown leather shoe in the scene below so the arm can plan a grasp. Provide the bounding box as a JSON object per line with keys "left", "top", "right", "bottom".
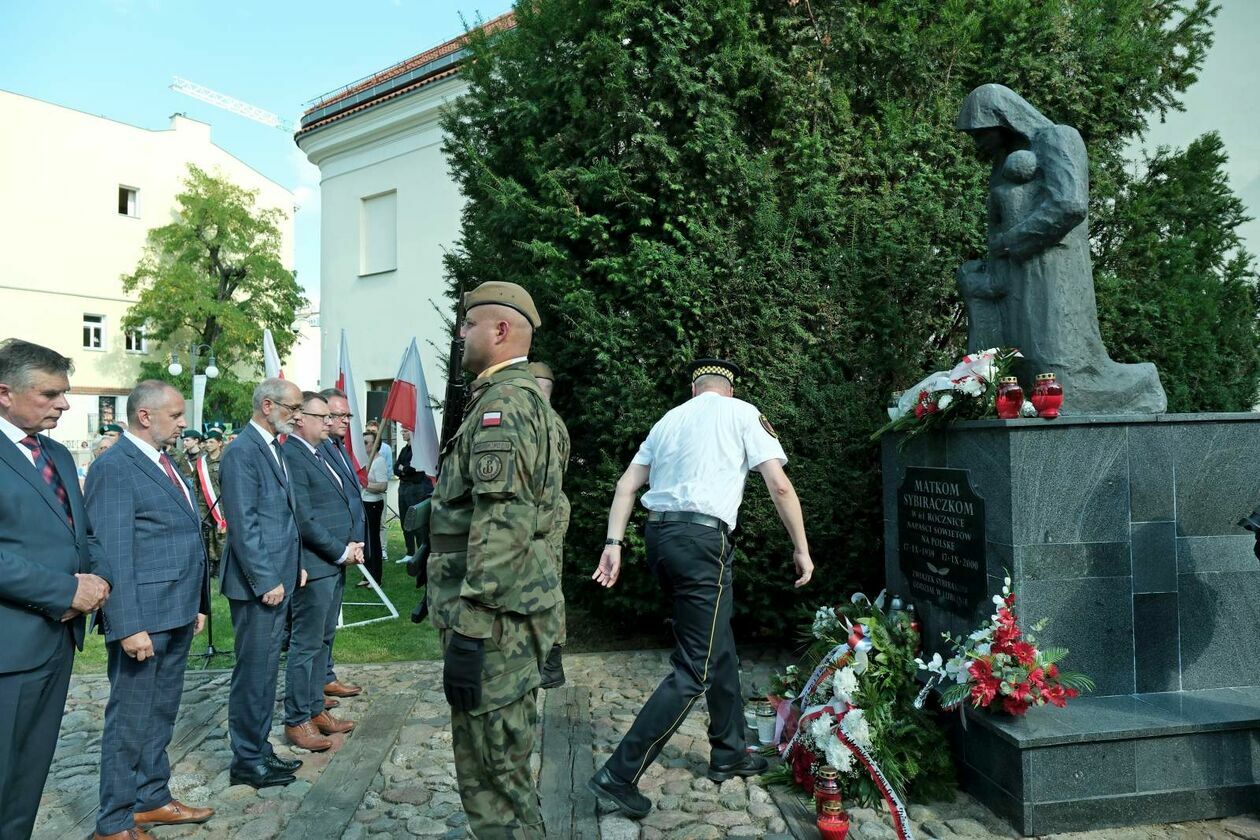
{"left": 133, "top": 799, "right": 214, "bottom": 826}
{"left": 312, "top": 710, "right": 356, "bottom": 734}
{"left": 93, "top": 830, "right": 155, "bottom": 840}
{"left": 324, "top": 696, "right": 340, "bottom": 710}
{"left": 324, "top": 679, "right": 362, "bottom": 698}
{"left": 285, "top": 720, "right": 333, "bottom": 751}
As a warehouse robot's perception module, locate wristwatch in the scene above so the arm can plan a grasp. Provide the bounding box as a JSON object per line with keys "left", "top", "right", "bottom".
{"left": 604, "top": 538, "right": 623, "bottom": 547}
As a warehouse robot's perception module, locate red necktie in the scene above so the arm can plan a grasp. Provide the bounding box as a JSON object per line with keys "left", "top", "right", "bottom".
{"left": 20, "top": 435, "right": 74, "bottom": 527}
{"left": 158, "top": 452, "right": 194, "bottom": 510}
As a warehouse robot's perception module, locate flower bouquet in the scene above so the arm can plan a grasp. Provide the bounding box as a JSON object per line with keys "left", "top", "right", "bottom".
{"left": 872, "top": 347, "right": 1022, "bottom": 446}
{"left": 916, "top": 577, "right": 1095, "bottom": 716}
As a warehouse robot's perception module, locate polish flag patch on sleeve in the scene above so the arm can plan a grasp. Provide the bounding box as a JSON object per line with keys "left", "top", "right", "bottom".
{"left": 481, "top": 411, "right": 503, "bottom": 427}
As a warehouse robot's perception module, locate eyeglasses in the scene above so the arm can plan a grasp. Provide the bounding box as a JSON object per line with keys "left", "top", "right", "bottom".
{"left": 329, "top": 412, "right": 354, "bottom": 420}
{"left": 302, "top": 411, "right": 333, "bottom": 423}
{"left": 274, "top": 401, "right": 302, "bottom": 413}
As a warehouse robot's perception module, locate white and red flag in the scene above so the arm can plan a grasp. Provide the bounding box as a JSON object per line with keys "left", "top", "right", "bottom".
{"left": 381, "top": 339, "right": 439, "bottom": 474}
{"left": 335, "top": 329, "right": 369, "bottom": 486}
{"left": 195, "top": 457, "right": 226, "bottom": 529}
{"left": 263, "top": 328, "right": 284, "bottom": 379}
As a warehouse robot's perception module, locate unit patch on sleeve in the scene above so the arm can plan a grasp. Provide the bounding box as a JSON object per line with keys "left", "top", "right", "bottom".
{"left": 476, "top": 453, "right": 504, "bottom": 481}
{"left": 759, "top": 414, "right": 779, "bottom": 439}
{"left": 481, "top": 411, "right": 503, "bottom": 427}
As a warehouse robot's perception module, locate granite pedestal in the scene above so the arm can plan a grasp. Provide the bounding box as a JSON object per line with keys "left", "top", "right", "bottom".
{"left": 882, "top": 413, "right": 1260, "bottom": 835}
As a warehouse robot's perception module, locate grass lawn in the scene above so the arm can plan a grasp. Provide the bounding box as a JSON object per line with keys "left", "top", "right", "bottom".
{"left": 73, "top": 522, "right": 441, "bottom": 674}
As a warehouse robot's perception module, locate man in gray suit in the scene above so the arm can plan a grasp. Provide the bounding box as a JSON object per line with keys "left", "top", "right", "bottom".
{"left": 220, "top": 377, "right": 304, "bottom": 788}
{"left": 283, "top": 392, "right": 363, "bottom": 751}
{"left": 87, "top": 381, "right": 214, "bottom": 839}
{"left": 0, "top": 339, "right": 110, "bottom": 839}
{"left": 317, "top": 387, "right": 365, "bottom": 702}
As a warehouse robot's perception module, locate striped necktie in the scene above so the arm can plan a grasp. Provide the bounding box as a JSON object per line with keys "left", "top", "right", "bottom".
{"left": 20, "top": 435, "right": 73, "bottom": 527}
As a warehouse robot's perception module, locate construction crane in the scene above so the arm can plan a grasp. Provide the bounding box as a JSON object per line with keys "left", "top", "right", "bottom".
{"left": 170, "top": 76, "right": 293, "bottom": 133}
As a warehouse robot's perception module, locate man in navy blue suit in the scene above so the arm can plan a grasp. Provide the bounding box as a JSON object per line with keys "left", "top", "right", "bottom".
{"left": 0, "top": 339, "right": 110, "bottom": 840}
{"left": 220, "top": 377, "right": 305, "bottom": 788}
{"left": 86, "top": 380, "right": 214, "bottom": 839}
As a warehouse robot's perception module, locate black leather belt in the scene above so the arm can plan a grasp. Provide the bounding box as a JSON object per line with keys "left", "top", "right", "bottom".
{"left": 646, "top": 510, "right": 729, "bottom": 534}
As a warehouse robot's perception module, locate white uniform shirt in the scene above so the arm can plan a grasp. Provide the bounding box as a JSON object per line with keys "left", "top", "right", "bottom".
{"left": 632, "top": 391, "right": 787, "bottom": 530}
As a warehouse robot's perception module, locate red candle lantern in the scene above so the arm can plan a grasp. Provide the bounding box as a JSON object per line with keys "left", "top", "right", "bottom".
{"left": 818, "top": 800, "right": 850, "bottom": 840}
{"left": 995, "top": 376, "right": 1023, "bottom": 419}
{"left": 1031, "top": 373, "right": 1064, "bottom": 419}
{"left": 814, "top": 765, "right": 842, "bottom": 816}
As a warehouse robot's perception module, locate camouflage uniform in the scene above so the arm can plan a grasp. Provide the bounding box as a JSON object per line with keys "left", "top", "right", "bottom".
{"left": 200, "top": 452, "right": 225, "bottom": 576}
{"left": 428, "top": 361, "right": 566, "bottom": 839}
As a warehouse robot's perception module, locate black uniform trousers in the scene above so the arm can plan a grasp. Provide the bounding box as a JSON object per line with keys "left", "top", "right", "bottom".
{"left": 0, "top": 629, "right": 74, "bottom": 840}
{"left": 604, "top": 521, "right": 746, "bottom": 784}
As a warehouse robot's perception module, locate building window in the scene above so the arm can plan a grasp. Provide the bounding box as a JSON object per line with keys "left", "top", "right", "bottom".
{"left": 360, "top": 190, "right": 397, "bottom": 276}
{"left": 83, "top": 314, "right": 105, "bottom": 350}
{"left": 118, "top": 186, "right": 138, "bottom": 217}
{"left": 125, "top": 328, "right": 147, "bottom": 353}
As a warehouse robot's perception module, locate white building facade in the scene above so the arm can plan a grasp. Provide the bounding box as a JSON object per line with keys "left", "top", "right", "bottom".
{"left": 0, "top": 90, "right": 298, "bottom": 454}
{"left": 295, "top": 13, "right": 515, "bottom": 437}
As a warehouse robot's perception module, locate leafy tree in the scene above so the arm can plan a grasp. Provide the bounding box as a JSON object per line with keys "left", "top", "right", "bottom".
{"left": 442, "top": 0, "right": 1229, "bottom": 636}
{"left": 122, "top": 164, "right": 305, "bottom": 422}
{"left": 1094, "top": 132, "right": 1260, "bottom": 410}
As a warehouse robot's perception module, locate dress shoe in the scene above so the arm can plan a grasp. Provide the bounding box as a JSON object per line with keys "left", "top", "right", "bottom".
{"left": 265, "top": 753, "right": 302, "bottom": 772}
{"left": 587, "top": 765, "right": 651, "bottom": 819}
{"left": 93, "top": 830, "right": 154, "bottom": 840}
{"left": 324, "top": 696, "right": 340, "bottom": 710}
{"left": 707, "top": 752, "right": 769, "bottom": 782}
{"left": 540, "top": 644, "right": 566, "bottom": 689}
{"left": 312, "top": 710, "right": 355, "bottom": 734}
{"left": 133, "top": 799, "right": 214, "bottom": 826}
{"left": 285, "top": 720, "right": 333, "bottom": 751}
{"left": 230, "top": 762, "right": 296, "bottom": 789}
{"left": 324, "top": 679, "right": 362, "bottom": 697}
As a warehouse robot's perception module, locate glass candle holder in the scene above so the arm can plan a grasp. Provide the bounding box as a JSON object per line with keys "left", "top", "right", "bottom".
{"left": 887, "top": 390, "right": 906, "bottom": 420}
{"left": 755, "top": 702, "right": 776, "bottom": 744}
{"left": 995, "top": 376, "right": 1023, "bottom": 419}
{"left": 814, "top": 765, "right": 842, "bottom": 816}
{"left": 818, "top": 800, "right": 850, "bottom": 840}
{"left": 1031, "top": 372, "right": 1064, "bottom": 419}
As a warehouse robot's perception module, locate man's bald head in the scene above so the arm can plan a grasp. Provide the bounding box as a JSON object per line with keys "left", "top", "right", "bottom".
{"left": 459, "top": 302, "right": 534, "bottom": 374}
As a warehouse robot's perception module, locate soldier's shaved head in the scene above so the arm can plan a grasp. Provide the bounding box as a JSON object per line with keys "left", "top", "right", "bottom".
{"left": 459, "top": 302, "right": 533, "bottom": 375}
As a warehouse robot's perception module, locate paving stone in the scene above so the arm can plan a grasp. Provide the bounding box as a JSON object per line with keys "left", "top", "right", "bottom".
{"left": 601, "top": 814, "right": 641, "bottom": 840}
{"left": 1224, "top": 817, "right": 1260, "bottom": 840}
{"left": 407, "top": 816, "right": 450, "bottom": 835}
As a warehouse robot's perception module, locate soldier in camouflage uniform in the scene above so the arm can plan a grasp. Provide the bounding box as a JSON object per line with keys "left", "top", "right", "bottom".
{"left": 200, "top": 428, "right": 227, "bottom": 576}
{"left": 528, "top": 361, "right": 570, "bottom": 689}
{"left": 428, "top": 282, "right": 565, "bottom": 839}
{"left": 176, "top": 428, "right": 203, "bottom": 485}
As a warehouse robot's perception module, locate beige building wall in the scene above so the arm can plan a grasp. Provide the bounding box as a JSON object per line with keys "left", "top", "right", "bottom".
{"left": 0, "top": 90, "right": 298, "bottom": 454}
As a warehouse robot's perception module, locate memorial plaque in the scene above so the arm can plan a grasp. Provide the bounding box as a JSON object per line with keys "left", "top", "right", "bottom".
{"left": 897, "top": 467, "right": 987, "bottom": 614}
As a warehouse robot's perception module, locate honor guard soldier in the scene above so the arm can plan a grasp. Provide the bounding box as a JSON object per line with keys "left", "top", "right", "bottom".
{"left": 428, "top": 281, "right": 566, "bottom": 839}
{"left": 588, "top": 359, "right": 814, "bottom": 819}
{"left": 176, "top": 428, "right": 203, "bottom": 485}
{"left": 197, "top": 427, "right": 227, "bottom": 574}
{"left": 528, "top": 361, "right": 570, "bottom": 689}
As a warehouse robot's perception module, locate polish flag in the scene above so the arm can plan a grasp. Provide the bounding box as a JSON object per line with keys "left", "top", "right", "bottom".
{"left": 381, "top": 339, "right": 439, "bottom": 474}
{"left": 335, "top": 330, "right": 369, "bottom": 486}
{"left": 263, "top": 329, "right": 284, "bottom": 379}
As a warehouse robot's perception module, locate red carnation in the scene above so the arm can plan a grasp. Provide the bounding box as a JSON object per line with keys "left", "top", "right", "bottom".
{"left": 791, "top": 746, "right": 817, "bottom": 794}
{"left": 1002, "top": 696, "right": 1031, "bottom": 716}
{"left": 1010, "top": 641, "right": 1037, "bottom": 667}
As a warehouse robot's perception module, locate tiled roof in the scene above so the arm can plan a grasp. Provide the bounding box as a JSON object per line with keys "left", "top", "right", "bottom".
{"left": 296, "top": 11, "right": 515, "bottom": 138}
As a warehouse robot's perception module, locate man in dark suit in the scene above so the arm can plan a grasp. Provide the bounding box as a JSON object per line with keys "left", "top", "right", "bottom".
{"left": 283, "top": 392, "right": 363, "bottom": 751}
{"left": 219, "top": 377, "right": 304, "bottom": 788}
{"left": 86, "top": 381, "right": 214, "bottom": 839}
{"left": 317, "top": 387, "right": 365, "bottom": 701}
{"left": 0, "top": 339, "right": 109, "bottom": 839}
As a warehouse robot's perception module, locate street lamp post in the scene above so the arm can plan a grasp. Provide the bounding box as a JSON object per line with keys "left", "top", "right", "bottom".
{"left": 167, "top": 343, "right": 218, "bottom": 431}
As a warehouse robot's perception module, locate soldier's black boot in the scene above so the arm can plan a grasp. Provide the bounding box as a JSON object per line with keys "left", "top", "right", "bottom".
{"left": 540, "top": 644, "right": 565, "bottom": 689}
{"left": 587, "top": 765, "right": 651, "bottom": 819}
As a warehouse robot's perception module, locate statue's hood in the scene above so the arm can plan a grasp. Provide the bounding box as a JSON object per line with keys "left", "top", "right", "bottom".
{"left": 956, "top": 84, "right": 1053, "bottom": 140}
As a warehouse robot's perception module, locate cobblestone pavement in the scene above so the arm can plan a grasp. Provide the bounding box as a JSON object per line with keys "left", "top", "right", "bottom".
{"left": 34, "top": 650, "right": 1249, "bottom": 839}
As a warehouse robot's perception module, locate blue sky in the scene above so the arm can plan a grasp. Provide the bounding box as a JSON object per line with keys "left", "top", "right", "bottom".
{"left": 1, "top": 0, "right": 1255, "bottom": 306}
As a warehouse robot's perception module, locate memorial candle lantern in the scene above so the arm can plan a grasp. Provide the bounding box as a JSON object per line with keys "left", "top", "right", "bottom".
{"left": 817, "top": 800, "right": 850, "bottom": 840}
{"left": 755, "top": 702, "right": 776, "bottom": 745}
{"left": 814, "top": 765, "right": 842, "bottom": 815}
{"left": 887, "top": 390, "right": 906, "bottom": 420}
{"left": 1031, "top": 373, "right": 1064, "bottom": 419}
{"left": 995, "top": 376, "right": 1023, "bottom": 419}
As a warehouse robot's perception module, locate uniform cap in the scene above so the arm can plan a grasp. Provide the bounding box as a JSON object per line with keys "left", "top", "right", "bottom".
{"left": 180, "top": 429, "right": 204, "bottom": 440}
{"left": 689, "top": 358, "right": 742, "bottom": 384}
{"left": 99, "top": 423, "right": 123, "bottom": 435}
{"left": 205, "top": 429, "right": 224, "bottom": 441}
{"left": 528, "top": 362, "right": 555, "bottom": 382}
{"left": 463, "top": 281, "right": 541, "bottom": 329}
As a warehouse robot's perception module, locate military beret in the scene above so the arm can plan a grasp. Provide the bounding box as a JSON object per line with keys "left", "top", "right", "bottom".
{"left": 205, "top": 429, "right": 224, "bottom": 441}
{"left": 463, "top": 281, "right": 542, "bottom": 329}
{"left": 99, "top": 423, "right": 123, "bottom": 435}
{"left": 528, "top": 362, "right": 555, "bottom": 382}
{"left": 180, "top": 429, "right": 204, "bottom": 440}
{"left": 689, "top": 358, "right": 742, "bottom": 384}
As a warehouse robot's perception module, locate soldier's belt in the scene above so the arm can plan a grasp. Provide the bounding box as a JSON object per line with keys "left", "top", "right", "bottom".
{"left": 430, "top": 534, "right": 470, "bottom": 553}
{"left": 646, "top": 510, "right": 729, "bottom": 535}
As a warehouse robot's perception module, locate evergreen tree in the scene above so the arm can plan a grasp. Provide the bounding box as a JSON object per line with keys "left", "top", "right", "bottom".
{"left": 442, "top": 0, "right": 1227, "bottom": 634}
